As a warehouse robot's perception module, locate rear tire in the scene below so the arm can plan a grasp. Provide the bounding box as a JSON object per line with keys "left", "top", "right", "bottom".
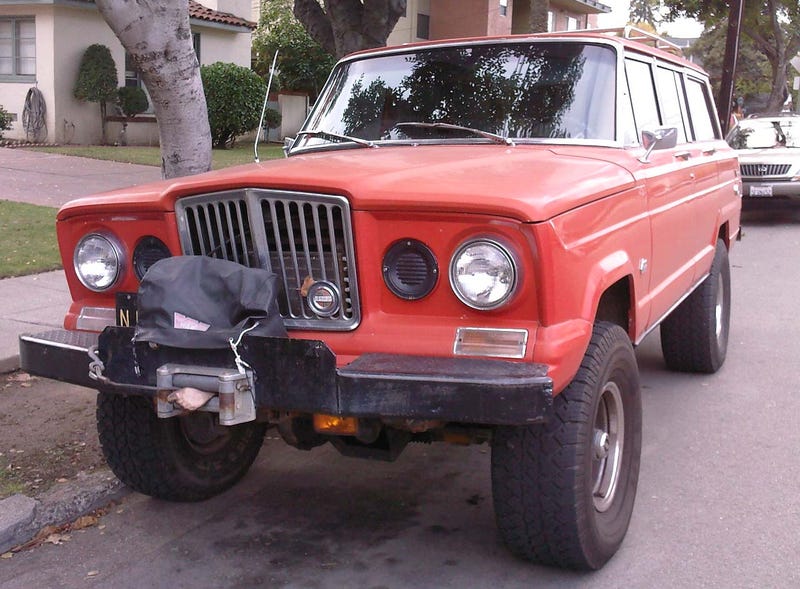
{"left": 97, "top": 392, "right": 266, "bottom": 501}
{"left": 660, "top": 239, "right": 730, "bottom": 373}
{"left": 491, "top": 322, "right": 642, "bottom": 570}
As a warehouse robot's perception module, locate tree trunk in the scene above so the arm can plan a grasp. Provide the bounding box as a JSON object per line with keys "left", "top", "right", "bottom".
{"left": 95, "top": 0, "right": 212, "bottom": 179}
{"left": 530, "top": 0, "right": 550, "bottom": 33}
{"left": 295, "top": 0, "right": 407, "bottom": 59}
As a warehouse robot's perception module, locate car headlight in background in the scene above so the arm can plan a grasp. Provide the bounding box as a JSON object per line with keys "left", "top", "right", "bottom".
{"left": 449, "top": 239, "right": 517, "bottom": 310}
{"left": 73, "top": 233, "right": 122, "bottom": 291}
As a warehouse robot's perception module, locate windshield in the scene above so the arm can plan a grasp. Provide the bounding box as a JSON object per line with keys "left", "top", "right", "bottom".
{"left": 727, "top": 118, "right": 800, "bottom": 149}
{"left": 293, "top": 41, "right": 617, "bottom": 151}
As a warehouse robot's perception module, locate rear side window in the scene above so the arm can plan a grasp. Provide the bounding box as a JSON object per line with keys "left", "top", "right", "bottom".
{"left": 685, "top": 77, "right": 717, "bottom": 141}
{"left": 625, "top": 58, "right": 659, "bottom": 137}
{"left": 655, "top": 67, "right": 688, "bottom": 143}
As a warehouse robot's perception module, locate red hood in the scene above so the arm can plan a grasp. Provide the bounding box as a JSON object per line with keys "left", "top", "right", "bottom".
{"left": 58, "top": 144, "right": 636, "bottom": 223}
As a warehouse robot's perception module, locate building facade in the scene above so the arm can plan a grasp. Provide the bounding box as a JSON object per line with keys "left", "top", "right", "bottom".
{"left": 387, "top": 0, "right": 611, "bottom": 46}
{"left": 0, "top": 0, "right": 253, "bottom": 145}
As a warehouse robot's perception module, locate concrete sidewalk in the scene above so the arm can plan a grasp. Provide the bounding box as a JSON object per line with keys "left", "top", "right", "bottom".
{"left": 0, "top": 271, "right": 72, "bottom": 373}
{"left": 0, "top": 147, "right": 161, "bottom": 372}
{"left": 0, "top": 148, "right": 156, "bottom": 551}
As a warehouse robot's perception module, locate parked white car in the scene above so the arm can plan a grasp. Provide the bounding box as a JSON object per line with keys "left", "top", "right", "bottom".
{"left": 727, "top": 114, "right": 800, "bottom": 199}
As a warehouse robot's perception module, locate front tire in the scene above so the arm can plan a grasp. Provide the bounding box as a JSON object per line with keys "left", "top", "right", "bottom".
{"left": 97, "top": 393, "right": 266, "bottom": 501}
{"left": 491, "top": 322, "right": 642, "bottom": 570}
{"left": 660, "top": 239, "right": 731, "bottom": 373}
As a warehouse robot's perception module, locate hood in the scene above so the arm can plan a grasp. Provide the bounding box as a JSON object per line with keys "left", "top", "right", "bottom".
{"left": 58, "top": 144, "right": 636, "bottom": 223}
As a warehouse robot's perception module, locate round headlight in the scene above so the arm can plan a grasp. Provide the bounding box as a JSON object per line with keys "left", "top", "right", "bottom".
{"left": 450, "top": 239, "right": 517, "bottom": 310}
{"left": 74, "top": 234, "right": 122, "bottom": 292}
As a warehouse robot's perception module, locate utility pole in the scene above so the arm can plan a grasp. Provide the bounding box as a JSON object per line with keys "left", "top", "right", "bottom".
{"left": 719, "top": 0, "right": 744, "bottom": 135}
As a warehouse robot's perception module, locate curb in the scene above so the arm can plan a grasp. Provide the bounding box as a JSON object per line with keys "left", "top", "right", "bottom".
{"left": 0, "top": 354, "right": 19, "bottom": 375}
{"left": 0, "top": 469, "right": 129, "bottom": 554}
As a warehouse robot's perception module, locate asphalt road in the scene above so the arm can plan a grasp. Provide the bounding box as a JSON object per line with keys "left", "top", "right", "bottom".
{"left": 1, "top": 204, "right": 798, "bottom": 588}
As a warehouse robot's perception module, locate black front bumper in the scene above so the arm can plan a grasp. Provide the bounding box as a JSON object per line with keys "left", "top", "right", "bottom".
{"left": 20, "top": 327, "right": 553, "bottom": 426}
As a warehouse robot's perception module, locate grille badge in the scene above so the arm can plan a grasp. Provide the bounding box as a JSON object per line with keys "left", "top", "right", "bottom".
{"left": 306, "top": 280, "right": 341, "bottom": 317}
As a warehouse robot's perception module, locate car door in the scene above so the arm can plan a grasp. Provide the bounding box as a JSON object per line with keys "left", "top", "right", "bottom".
{"left": 624, "top": 57, "right": 700, "bottom": 327}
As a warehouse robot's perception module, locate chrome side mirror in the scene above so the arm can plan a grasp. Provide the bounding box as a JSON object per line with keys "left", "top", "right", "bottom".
{"left": 639, "top": 127, "right": 678, "bottom": 163}
{"left": 283, "top": 136, "right": 295, "bottom": 157}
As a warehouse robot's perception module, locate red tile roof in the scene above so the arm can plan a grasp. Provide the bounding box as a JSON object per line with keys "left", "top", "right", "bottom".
{"left": 189, "top": 1, "right": 256, "bottom": 30}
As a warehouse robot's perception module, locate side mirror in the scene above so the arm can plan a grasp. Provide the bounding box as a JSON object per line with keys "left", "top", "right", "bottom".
{"left": 283, "top": 136, "right": 296, "bottom": 156}
{"left": 639, "top": 127, "right": 678, "bottom": 163}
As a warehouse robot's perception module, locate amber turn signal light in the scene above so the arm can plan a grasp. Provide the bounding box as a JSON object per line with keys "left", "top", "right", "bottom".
{"left": 313, "top": 414, "right": 359, "bottom": 435}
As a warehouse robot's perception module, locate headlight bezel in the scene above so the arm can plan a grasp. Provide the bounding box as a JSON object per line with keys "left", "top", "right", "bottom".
{"left": 73, "top": 232, "right": 124, "bottom": 292}
{"left": 449, "top": 237, "right": 519, "bottom": 311}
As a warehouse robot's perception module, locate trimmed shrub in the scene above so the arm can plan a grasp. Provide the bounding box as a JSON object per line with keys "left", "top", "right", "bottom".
{"left": 201, "top": 62, "right": 267, "bottom": 148}
{"left": 117, "top": 86, "right": 149, "bottom": 118}
{"left": 0, "top": 104, "right": 11, "bottom": 139}
{"left": 74, "top": 44, "right": 119, "bottom": 143}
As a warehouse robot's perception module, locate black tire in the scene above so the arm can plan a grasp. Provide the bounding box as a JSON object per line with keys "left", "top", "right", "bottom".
{"left": 660, "top": 239, "right": 731, "bottom": 373}
{"left": 97, "top": 392, "right": 266, "bottom": 502}
{"left": 491, "top": 322, "right": 642, "bottom": 570}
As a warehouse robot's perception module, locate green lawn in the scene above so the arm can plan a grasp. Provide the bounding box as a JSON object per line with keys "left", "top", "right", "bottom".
{"left": 28, "top": 142, "right": 285, "bottom": 169}
{"left": 0, "top": 200, "right": 61, "bottom": 278}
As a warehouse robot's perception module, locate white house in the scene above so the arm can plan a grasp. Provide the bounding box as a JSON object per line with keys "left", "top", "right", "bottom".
{"left": 0, "top": 0, "right": 254, "bottom": 145}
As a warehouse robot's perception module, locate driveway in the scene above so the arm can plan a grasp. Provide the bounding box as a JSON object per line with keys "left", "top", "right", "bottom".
{"left": 0, "top": 148, "right": 162, "bottom": 207}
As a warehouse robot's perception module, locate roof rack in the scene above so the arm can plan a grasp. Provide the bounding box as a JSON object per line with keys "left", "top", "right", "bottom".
{"left": 574, "top": 26, "right": 683, "bottom": 56}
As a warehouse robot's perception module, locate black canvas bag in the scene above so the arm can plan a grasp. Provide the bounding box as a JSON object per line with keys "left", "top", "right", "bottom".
{"left": 133, "top": 256, "right": 287, "bottom": 349}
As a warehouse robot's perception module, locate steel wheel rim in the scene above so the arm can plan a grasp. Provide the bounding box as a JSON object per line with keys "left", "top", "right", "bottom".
{"left": 592, "top": 381, "right": 624, "bottom": 512}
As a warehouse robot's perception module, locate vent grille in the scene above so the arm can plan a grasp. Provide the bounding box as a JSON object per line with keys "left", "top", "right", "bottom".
{"left": 176, "top": 189, "right": 359, "bottom": 330}
{"left": 740, "top": 163, "right": 791, "bottom": 177}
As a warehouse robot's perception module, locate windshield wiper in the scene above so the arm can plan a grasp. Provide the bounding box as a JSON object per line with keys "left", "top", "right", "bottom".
{"left": 395, "top": 122, "right": 516, "bottom": 147}
{"left": 295, "top": 129, "right": 379, "bottom": 148}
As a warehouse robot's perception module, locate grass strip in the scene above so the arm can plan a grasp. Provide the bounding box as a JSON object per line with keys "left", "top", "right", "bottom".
{"left": 0, "top": 200, "right": 61, "bottom": 278}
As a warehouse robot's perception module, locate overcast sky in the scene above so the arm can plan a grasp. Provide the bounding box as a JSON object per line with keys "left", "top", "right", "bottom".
{"left": 596, "top": 0, "right": 704, "bottom": 38}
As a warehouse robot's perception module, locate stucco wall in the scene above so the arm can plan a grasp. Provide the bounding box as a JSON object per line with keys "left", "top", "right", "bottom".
{"left": 0, "top": 4, "right": 52, "bottom": 142}
{"left": 53, "top": 5, "right": 126, "bottom": 145}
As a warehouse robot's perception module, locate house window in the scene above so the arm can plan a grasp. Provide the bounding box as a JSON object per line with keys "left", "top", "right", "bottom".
{"left": 193, "top": 32, "right": 201, "bottom": 64}
{"left": 547, "top": 11, "right": 554, "bottom": 32}
{"left": 566, "top": 16, "right": 579, "bottom": 30}
{"left": 416, "top": 13, "right": 430, "bottom": 39}
{"left": 499, "top": 0, "right": 508, "bottom": 16}
{"left": 0, "top": 17, "right": 35, "bottom": 79}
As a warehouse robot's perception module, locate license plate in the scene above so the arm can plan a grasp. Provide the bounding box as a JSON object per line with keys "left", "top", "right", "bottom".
{"left": 115, "top": 292, "right": 138, "bottom": 326}
{"left": 749, "top": 185, "right": 773, "bottom": 197}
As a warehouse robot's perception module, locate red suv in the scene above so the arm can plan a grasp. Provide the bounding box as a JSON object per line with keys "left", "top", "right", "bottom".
{"left": 21, "top": 28, "right": 741, "bottom": 570}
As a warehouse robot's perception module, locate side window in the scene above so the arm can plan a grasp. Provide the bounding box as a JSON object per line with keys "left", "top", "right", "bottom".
{"left": 655, "top": 66, "right": 688, "bottom": 143}
{"left": 684, "top": 77, "right": 718, "bottom": 141}
{"left": 625, "top": 58, "right": 660, "bottom": 138}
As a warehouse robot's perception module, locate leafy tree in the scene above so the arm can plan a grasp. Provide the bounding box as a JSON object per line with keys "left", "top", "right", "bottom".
{"left": 664, "top": 0, "right": 800, "bottom": 113}
{"left": 117, "top": 87, "right": 149, "bottom": 118}
{"left": 0, "top": 105, "right": 11, "bottom": 139}
{"left": 629, "top": 0, "right": 660, "bottom": 29}
{"left": 686, "top": 21, "right": 771, "bottom": 111}
{"left": 73, "top": 44, "right": 118, "bottom": 144}
{"left": 201, "top": 62, "right": 267, "bottom": 148}
{"left": 253, "top": 0, "right": 335, "bottom": 100}
{"left": 293, "top": 0, "right": 407, "bottom": 58}
{"left": 95, "top": 0, "right": 211, "bottom": 179}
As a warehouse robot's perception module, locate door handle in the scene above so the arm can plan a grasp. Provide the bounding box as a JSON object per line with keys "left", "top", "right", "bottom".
{"left": 702, "top": 148, "right": 717, "bottom": 156}
{"left": 674, "top": 150, "right": 691, "bottom": 160}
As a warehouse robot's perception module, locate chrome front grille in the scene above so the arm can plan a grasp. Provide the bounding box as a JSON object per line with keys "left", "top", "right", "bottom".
{"left": 176, "top": 189, "right": 359, "bottom": 330}
{"left": 740, "top": 163, "right": 791, "bottom": 177}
